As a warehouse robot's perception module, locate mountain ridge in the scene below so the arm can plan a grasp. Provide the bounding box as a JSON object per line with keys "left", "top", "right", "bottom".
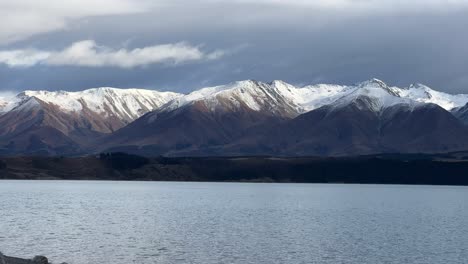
{"left": 95, "top": 79, "right": 468, "bottom": 157}
{"left": 2, "top": 79, "right": 468, "bottom": 156}
{"left": 2, "top": 78, "right": 467, "bottom": 114}
{"left": 0, "top": 87, "right": 182, "bottom": 154}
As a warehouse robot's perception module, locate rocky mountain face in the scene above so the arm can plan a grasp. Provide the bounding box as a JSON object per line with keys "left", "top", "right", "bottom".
{"left": 1, "top": 79, "right": 468, "bottom": 156}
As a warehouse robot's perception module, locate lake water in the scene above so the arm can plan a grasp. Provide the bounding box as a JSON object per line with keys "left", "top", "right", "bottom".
{"left": 1, "top": 181, "right": 468, "bottom": 264}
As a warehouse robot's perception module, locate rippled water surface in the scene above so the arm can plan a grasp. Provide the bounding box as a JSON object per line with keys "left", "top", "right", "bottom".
{"left": 1, "top": 181, "right": 468, "bottom": 264}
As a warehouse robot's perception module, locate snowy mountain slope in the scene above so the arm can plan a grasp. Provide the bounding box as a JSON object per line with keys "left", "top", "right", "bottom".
{"left": 156, "top": 78, "right": 468, "bottom": 118}
{"left": 0, "top": 92, "right": 18, "bottom": 113}
{"left": 163, "top": 79, "right": 349, "bottom": 112}
{"left": 0, "top": 87, "right": 182, "bottom": 155}
{"left": 100, "top": 81, "right": 297, "bottom": 154}
{"left": 0, "top": 87, "right": 182, "bottom": 134}
{"left": 212, "top": 80, "right": 468, "bottom": 157}
{"left": 17, "top": 87, "right": 182, "bottom": 122}
{"left": 328, "top": 79, "right": 426, "bottom": 112}
{"left": 395, "top": 83, "right": 468, "bottom": 110}
{"left": 292, "top": 78, "right": 468, "bottom": 113}
{"left": 159, "top": 80, "right": 301, "bottom": 118}
{"left": 269, "top": 80, "right": 351, "bottom": 112}
{"left": 0, "top": 99, "right": 7, "bottom": 112}
{"left": 2, "top": 79, "right": 465, "bottom": 120}
{"left": 160, "top": 80, "right": 353, "bottom": 117}
{"left": 98, "top": 78, "right": 468, "bottom": 157}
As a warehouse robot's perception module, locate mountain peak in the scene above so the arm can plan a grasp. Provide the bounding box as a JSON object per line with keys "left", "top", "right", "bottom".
{"left": 328, "top": 79, "right": 426, "bottom": 112}
{"left": 354, "top": 78, "right": 401, "bottom": 98}
{"left": 159, "top": 79, "right": 304, "bottom": 117}
{"left": 357, "top": 78, "right": 389, "bottom": 89}
{"left": 231, "top": 79, "right": 261, "bottom": 87}
{"left": 408, "top": 83, "right": 429, "bottom": 90}
{"left": 270, "top": 80, "right": 290, "bottom": 86}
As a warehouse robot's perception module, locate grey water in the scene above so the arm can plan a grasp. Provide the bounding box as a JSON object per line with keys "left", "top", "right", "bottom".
{"left": 1, "top": 181, "right": 468, "bottom": 264}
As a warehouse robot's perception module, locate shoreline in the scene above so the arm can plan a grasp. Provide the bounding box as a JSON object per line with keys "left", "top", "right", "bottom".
{"left": 2, "top": 178, "right": 468, "bottom": 188}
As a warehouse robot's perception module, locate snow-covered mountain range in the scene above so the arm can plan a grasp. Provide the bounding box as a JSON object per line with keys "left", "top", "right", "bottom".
{"left": 0, "top": 87, "right": 181, "bottom": 121}
{"left": 156, "top": 78, "right": 468, "bottom": 115}
{"left": 1, "top": 78, "right": 468, "bottom": 156}
{"left": 2, "top": 78, "right": 467, "bottom": 119}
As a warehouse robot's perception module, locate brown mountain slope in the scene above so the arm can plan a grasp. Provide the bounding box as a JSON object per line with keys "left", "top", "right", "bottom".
{"left": 225, "top": 99, "right": 468, "bottom": 156}
{"left": 0, "top": 98, "right": 94, "bottom": 155}
{"left": 98, "top": 100, "right": 289, "bottom": 156}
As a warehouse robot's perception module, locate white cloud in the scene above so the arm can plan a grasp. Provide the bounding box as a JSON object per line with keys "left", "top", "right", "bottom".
{"left": 0, "top": 49, "right": 51, "bottom": 67}
{"left": 0, "top": 40, "right": 224, "bottom": 68}
{"left": 0, "top": 0, "right": 149, "bottom": 44}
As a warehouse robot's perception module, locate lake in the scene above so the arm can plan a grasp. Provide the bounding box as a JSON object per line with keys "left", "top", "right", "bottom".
{"left": 1, "top": 181, "right": 468, "bottom": 264}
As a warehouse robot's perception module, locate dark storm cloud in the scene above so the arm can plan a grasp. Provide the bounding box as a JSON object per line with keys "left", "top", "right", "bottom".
{"left": 1, "top": 0, "right": 468, "bottom": 94}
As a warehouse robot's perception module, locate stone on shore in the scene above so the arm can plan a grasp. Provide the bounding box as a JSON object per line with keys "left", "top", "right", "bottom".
{"left": 0, "top": 252, "right": 58, "bottom": 264}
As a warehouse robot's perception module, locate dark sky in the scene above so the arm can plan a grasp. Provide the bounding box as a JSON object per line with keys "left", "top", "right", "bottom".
{"left": 1, "top": 0, "right": 468, "bottom": 94}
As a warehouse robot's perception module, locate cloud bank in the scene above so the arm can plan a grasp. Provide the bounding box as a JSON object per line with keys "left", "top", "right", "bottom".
{"left": 0, "top": 40, "right": 224, "bottom": 68}
{"left": 1, "top": 0, "right": 468, "bottom": 93}
{"left": 0, "top": 0, "right": 148, "bottom": 44}
{"left": 4, "top": 0, "right": 465, "bottom": 45}
{"left": 232, "top": 0, "right": 468, "bottom": 10}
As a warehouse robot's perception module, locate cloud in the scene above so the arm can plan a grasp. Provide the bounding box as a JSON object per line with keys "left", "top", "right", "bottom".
{"left": 227, "top": 0, "right": 468, "bottom": 10}
{"left": 1, "top": 0, "right": 468, "bottom": 93}
{"left": 2, "top": 0, "right": 465, "bottom": 45}
{"left": 0, "top": 40, "right": 224, "bottom": 68}
{"left": 2, "top": 0, "right": 467, "bottom": 45}
{"left": 0, "top": 49, "right": 50, "bottom": 67}
{"left": 149, "top": 0, "right": 468, "bottom": 17}
{"left": 0, "top": 0, "right": 149, "bottom": 44}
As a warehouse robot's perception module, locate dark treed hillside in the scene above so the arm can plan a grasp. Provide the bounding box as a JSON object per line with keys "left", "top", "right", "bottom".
{"left": 2, "top": 153, "right": 468, "bottom": 185}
